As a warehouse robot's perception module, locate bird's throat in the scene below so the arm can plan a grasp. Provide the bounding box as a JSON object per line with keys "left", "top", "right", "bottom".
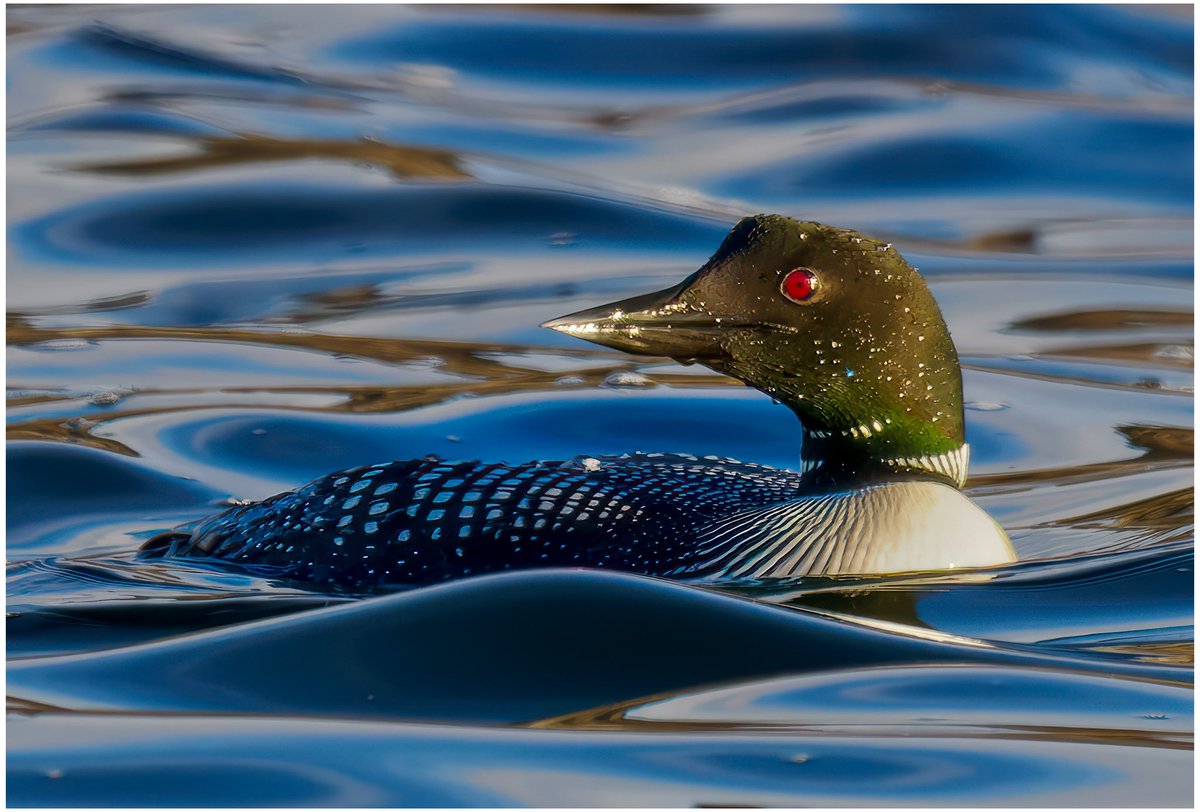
{"left": 799, "top": 426, "right": 969, "bottom": 489}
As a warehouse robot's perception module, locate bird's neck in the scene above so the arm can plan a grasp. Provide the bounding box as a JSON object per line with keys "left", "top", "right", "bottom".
{"left": 799, "top": 425, "right": 969, "bottom": 490}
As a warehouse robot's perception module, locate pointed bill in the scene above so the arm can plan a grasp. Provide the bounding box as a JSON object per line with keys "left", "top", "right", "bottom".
{"left": 542, "top": 276, "right": 721, "bottom": 360}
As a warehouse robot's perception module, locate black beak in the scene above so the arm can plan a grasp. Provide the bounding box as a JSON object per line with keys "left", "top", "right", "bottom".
{"left": 542, "top": 274, "right": 719, "bottom": 360}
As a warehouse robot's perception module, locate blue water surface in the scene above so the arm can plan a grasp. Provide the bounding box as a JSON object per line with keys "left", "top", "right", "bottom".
{"left": 6, "top": 4, "right": 1194, "bottom": 807}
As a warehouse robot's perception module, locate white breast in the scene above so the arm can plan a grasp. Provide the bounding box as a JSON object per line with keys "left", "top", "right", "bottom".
{"left": 693, "top": 481, "right": 1017, "bottom": 580}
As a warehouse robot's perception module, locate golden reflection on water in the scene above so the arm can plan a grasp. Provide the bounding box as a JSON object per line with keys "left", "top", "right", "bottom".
{"left": 1047, "top": 342, "right": 1193, "bottom": 369}
{"left": 72, "top": 133, "right": 472, "bottom": 182}
{"left": 1011, "top": 308, "right": 1194, "bottom": 333}
{"left": 529, "top": 686, "right": 1192, "bottom": 752}
{"left": 532, "top": 713, "right": 1192, "bottom": 753}
{"left": 1047, "top": 487, "right": 1193, "bottom": 547}
{"left": 1087, "top": 641, "right": 1193, "bottom": 668}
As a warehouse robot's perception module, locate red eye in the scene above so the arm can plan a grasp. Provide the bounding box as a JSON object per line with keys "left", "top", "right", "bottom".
{"left": 782, "top": 268, "right": 818, "bottom": 303}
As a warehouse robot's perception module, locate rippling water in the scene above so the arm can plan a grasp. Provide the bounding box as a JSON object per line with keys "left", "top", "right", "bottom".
{"left": 6, "top": 4, "right": 1194, "bottom": 806}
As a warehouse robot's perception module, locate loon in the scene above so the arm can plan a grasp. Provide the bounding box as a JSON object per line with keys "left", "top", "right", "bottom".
{"left": 142, "top": 215, "right": 1016, "bottom": 590}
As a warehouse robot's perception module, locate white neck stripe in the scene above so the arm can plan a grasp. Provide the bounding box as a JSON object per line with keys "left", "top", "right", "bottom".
{"left": 801, "top": 434, "right": 970, "bottom": 489}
